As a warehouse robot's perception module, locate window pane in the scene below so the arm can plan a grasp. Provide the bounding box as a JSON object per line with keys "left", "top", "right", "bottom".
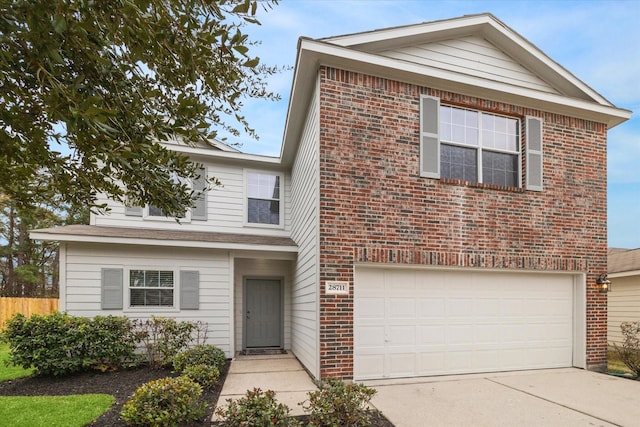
{"left": 130, "top": 270, "right": 144, "bottom": 287}
{"left": 248, "top": 198, "right": 280, "bottom": 225}
{"left": 131, "top": 289, "right": 145, "bottom": 306}
{"left": 145, "top": 271, "right": 159, "bottom": 287}
{"left": 482, "top": 151, "right": 518, "bottom": 187}
{"left": 247, "top": 172, "right": 280, "bottom": 199}
{"left": 441, "top": 144, "right": 478, "bottom": 182}
{"left": 148, "top": 205, "right": 164, "bottom": 217}
{"left": 159, "top": 271, "right": 174, "bottom": 287}
{"left": 160, "top": 290, "right": 174, "bottom": 306}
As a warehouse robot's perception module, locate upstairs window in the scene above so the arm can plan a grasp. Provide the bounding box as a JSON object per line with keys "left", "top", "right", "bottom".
{"left": 440, "top": 105, "right": 520, "bottom": 187}
{"left": 125, "top": 166, "right": 207, "bottom": 220}
{"left": 420, "top": 95, "right": 543, "bottom": 191}
{"left": 246, "top": 171, "right": 282, "bottom": 226}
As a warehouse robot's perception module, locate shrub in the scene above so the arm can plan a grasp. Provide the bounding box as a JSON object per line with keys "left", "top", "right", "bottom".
{"left": 120, "top": 376, "right": 206, "bottom": 426}
{"left": 2, "top": 312, "right": 141, "bottom": 376}
{"left": 613, "top": 321, "right": 640, "bottom": 377}
{"left": 173, "top": 344, "right": 226, "bottom": 372}
{"left": 301, "top": 378, "right": 377, "bottom": 427}
{"left": 134, "top": 317, "right": 206, "bottom": 369}
{"left": 182, "top": 363, "right": 220, "bottom": 389}
{"left": 215, "top": 388, "right": 299, "bottom": 427}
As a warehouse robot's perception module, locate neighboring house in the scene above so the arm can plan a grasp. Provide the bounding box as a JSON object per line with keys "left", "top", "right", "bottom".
{"left": 608, "top": 247, "right": 640, "bottom": 345}
{"left": 31, "top": 14, "right": 631, "bottom": 381}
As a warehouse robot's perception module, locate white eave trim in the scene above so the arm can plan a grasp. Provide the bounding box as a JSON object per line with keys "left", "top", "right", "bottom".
{"left": 609, "top": 270, "right": 640, "bottom": 279}
{"left": 163, "top": 143, "right": 282, "bottom": 165}
{"left": 29, "top": 231, "right": 298, "bottom": 253}
{"left": 297, "top": 38, "right": 631, "bottom": 128}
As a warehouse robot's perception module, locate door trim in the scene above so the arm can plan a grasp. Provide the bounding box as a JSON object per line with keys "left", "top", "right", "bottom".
{"left": 242, "top": 276, "right": 284, "bottom": 350}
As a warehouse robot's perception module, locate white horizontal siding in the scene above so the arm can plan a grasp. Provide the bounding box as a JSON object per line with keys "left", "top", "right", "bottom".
{"left": 62, "top": 242, "right": 234, "bottom": 356}
{"left": 379, "top": 35, "right": 558, "bottom": 94}
{"left": 608, "top": 276, "right": 640, "bottom": 345}
{"left": 92, "top": 161, "right": 291, "bottom": 238}
{"left": 290, "top": 78, "right": 320, "bottom": 379}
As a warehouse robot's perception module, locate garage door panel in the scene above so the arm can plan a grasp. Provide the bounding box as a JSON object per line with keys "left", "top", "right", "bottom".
{"left": 354, "top": 268, "right": 575, "bottom": 380}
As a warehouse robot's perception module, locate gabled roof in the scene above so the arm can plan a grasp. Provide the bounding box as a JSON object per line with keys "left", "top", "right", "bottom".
{"left": 609, "top": 247, "right": 640, "bottom": 276}
{"left": 281, "top": 13, "right": 631, "bottom": 165}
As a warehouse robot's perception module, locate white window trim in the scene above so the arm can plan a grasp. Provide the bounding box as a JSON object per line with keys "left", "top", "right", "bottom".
{"left": 440, "top": 105, "right": 522, "bottom": 187}
{"left": 243, "top": 169, "right": 285, "bottom": 229}
{"left": 124, "top": 267, "right": 180, "bottom": 313}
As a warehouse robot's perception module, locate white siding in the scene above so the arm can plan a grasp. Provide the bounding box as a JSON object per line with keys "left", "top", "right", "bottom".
{"left": 608, "top": 275, "right": 640, "bottom": 345}
{"left": 62, "top": 242, "right": 234, "bottom": 356}
{"left": 93, "top": 161, "right": 291, "bottom": 238}
{"left": 233, "top": 258, "right": 294, "bottom": 352}
{"left": 378, "top": 35, "right": 558, "bottom": 94}
{"left": 290, "top": 77, "right": 321, "bottom": 379}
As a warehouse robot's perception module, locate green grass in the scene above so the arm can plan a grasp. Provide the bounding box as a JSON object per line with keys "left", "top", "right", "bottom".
{"left": 0, "top": 394, "right": 115, "bottom": 427}
{"left": 0, "top": 342, "right": 34, "bottom": 381}
{"left": 608, "top": 349, "right": 634, "bottom": 375}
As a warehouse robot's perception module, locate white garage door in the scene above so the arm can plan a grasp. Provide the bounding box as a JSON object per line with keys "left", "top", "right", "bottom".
{"left": 354, "top": 268, "right": 575, "bottom": 380}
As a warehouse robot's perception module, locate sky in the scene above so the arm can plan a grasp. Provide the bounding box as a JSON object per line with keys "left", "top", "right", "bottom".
{"left": 219, "top": 0, "right": 640, "bottom": 249}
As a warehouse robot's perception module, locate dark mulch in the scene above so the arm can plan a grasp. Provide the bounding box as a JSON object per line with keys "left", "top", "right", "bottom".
{"left": 0, "top": 362, "right": 229, "bottom": 426}
{"left": 0, "top": 362, "right": 394, "bottom": 426}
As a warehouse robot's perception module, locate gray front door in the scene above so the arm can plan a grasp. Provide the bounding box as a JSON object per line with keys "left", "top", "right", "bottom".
{"left": 244, "top": 278, "right": 282, "bottom": 348}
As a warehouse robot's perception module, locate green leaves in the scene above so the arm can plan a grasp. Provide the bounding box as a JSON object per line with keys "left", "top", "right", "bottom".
{"left": 1, "top": 0, "right": 281, "bottom": 217}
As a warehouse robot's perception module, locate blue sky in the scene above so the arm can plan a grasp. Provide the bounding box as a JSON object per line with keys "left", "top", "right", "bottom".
{"left": 222, "top": 0, "right": 640, "bottom": 249}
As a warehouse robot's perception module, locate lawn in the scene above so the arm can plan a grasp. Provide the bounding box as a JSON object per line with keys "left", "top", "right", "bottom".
{"left": 0, "top": 394, "right": 115, "bottom": 427}
{"left": 607, "top": 349, "right": 635, "bottom": 376}
{"left": 0, "top": 342, "right": 33, "bottom": 382}
{"left": 0, "top": 342, "right": 114, "bottom": 426}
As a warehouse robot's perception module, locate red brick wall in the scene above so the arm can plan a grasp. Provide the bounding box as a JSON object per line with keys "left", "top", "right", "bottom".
{"left": 317, "top": 66, "right": 608, "bottom": 379}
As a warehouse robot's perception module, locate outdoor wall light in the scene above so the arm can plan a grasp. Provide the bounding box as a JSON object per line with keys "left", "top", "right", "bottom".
{"left": 596, "top": 274, "right": 611, "bottom": 293}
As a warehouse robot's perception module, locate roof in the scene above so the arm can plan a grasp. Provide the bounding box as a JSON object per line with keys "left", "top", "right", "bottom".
{"left": 608, "top": 247, "right": 640, "bottom": 276}
{"left": 30, "top": 225, "right": 298, "bottom": 253}
{"left": 280, "top": 13, "right": 631, "bottom": 165}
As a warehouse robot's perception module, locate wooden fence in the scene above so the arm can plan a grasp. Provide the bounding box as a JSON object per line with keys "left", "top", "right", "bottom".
{"left": 0, "top": 297, "right": 59, "bottom": 330}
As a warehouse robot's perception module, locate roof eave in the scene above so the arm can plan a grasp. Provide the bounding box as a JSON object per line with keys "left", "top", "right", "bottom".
{"left": 29, "top": 230, "right": 298, "bottom": 254}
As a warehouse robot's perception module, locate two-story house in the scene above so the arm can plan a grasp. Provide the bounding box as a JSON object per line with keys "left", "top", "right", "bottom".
{"left": 32, "top": 14, "right": 631, "bottom": 381}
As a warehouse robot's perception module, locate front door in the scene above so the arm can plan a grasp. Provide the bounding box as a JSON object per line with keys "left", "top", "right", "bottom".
{"left": 244, "top": 278, "right": 282, "bottom": 348}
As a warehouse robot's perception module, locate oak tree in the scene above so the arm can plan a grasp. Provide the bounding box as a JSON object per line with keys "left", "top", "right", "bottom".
{"left": 1, "top": 0, "right": 279, "bottom": 216}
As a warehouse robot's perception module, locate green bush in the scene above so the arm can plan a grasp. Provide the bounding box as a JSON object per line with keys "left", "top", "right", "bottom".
{"left": 301, "top": 378, "right": 377, "bottom": 427}
{"left": 613, "top": 321, "right": 640, "bottom": 377}
{"left": 172, "top": 344, "right": 226, "bottom": 372}
{"left": 215, "top": 388, "right": 298, "bottom": 427}
{"left": 182, "top": 363, "right": 220, "bottom": 389}
{"left": 120, "top": 376, "right": 206, "bottom": 426}
{"left": 134, "top": 317, "right": 200, "bottom": 369}
{"left": 2, "top": 312, "right": 141, "bottom": 376}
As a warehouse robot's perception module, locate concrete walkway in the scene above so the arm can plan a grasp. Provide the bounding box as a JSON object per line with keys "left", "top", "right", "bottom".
{"left": 213, "top": 352, "right": 317, "bottom": 421}
{"left": 364, "top": 368, "right": 640, "bottom": 427}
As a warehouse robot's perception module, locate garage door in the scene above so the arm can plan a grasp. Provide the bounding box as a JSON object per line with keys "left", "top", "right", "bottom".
{"left": 354, "top": 268, "right": 575, "bottom": 380}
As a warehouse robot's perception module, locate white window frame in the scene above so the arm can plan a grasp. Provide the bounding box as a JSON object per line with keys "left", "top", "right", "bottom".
{"left": 440, "top": 105, "right": 521, "bottom": 187}
{"left": 243, "top": 169, "right": 284, "bottom": 229}
{"left": 125, "top": 268, "right": 179, "bottom": 312}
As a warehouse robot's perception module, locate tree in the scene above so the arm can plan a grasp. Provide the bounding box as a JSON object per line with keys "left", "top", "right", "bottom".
{"left": 0, "top": 0, "right": 279, "bottom": 217}
{"left": 0, "top": 177, "right": 90, "bottom": 297}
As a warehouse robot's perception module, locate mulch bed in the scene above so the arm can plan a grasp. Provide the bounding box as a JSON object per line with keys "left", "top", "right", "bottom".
{"left": 0, "top": 361, "right": 394, "bottom": 426}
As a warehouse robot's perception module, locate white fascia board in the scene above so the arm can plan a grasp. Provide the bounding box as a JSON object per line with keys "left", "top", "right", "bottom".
{"left": 297, "top": 39, "right": 631, "bottom": 127}
{"left": 29, "top": 231, "right": 298, "bottom": 253}
{"left": 165, "top": 143, "right": 282, "bottom": 166}
{"left": 609, "top": 270, "right": 640, "bottom": 278}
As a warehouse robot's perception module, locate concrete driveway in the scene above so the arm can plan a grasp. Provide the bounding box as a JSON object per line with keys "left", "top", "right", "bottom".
{"left": 364, "top": 368, "right": 640, "bottom": 426}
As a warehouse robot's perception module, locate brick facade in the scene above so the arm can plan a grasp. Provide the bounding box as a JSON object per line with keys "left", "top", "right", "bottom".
{"left": 317, "top": 66, "right": 608, "bottom": 379}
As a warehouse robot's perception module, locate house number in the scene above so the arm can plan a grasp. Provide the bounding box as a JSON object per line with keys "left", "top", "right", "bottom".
{"left": 325, "top": 281, "right": 349, "bottom": 295}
